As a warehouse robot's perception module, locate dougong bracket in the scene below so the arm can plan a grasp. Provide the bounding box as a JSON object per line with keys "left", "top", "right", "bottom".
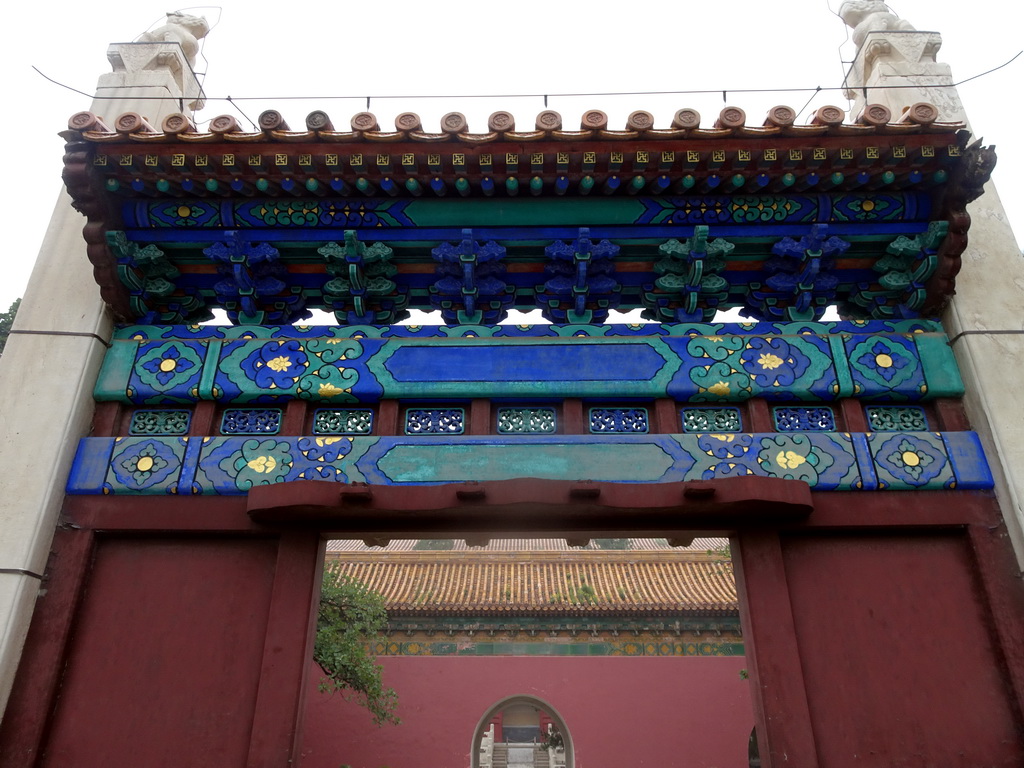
{"left": 845, "top": 220, "right": 949, "bottom": 319}
{"left": 108, "top": 231, "right": 210, "bottom": 324}
{"left": 645, "top": 225, "right": 733, "bottom": 322}
{"left": 320, "top": 231, "right": 408, "bottom": 325}
{"left": 539, "top": 227, "right": 621, "bottom": 323}
{"left": 431, "top": 229, "right": 512, "bottom": 324}
{"left": 747, "top": 224, "right": 849, "bottom": 321}
{"left": 206, "top": 232, "right": 310, "bottom": 325}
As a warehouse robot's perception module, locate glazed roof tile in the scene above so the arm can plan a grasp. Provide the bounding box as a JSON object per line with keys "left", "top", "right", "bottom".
{"left": 325, "top": 538, "right": 728, "bottom": 553}
{"left": 66, "top": 101, "right": 969, "bottom": 202}
{"left": 72, "top": 102, "right": 961, "bottom": 145}
{"left": 324, "top": 548, "right": 736, "bottom": 615}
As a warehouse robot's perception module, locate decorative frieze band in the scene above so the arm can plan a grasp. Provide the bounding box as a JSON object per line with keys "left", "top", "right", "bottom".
{"left": 67, "top": 430, "right": 991, "bottom": 496}
{"left": 96, "top": 320, "right": 962, "bottom": 405}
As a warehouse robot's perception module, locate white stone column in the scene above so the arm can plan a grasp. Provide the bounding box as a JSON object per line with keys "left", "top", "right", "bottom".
{"left": 0, "top": 40, "right": 203, "bottom": 713}
{"left": 843, "top": 31, "right": 951, "bottom": 120}
{"left": 97, "top": 42, "right": 206, "bottom": 125}
{"left": 845, "top": 29, "right": 1024, "bottom": 567}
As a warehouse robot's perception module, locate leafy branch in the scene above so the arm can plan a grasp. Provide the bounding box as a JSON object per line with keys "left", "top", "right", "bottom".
{"left": 314, "top": 570, "right": 400, "bottom": 726}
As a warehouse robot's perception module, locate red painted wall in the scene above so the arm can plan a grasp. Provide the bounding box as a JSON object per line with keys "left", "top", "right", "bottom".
{"left": 300, "top": 656, "right": 752, "bottom": 768}
{"left": 782, "top": 533, "right": 1024, "bottom": 766}
{"left": 38, "top": 537, "right": 279, "bottom": 768}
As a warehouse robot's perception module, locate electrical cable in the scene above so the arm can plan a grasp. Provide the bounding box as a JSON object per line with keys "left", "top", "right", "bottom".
{"left": 947, "top": 329, "right": 1024, "bottom": 346}
{"left": 0, "top": 568, "right": 43, "bottom": 580}
{"left": 8, "top": 329, "right": 112, "bottom": 348}
{"left": 31, "top": 51, "right": 1022, "bottom": 106}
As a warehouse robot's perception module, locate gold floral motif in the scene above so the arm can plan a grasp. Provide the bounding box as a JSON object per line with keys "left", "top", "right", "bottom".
{"left": 758, "top": 353, "right": 783, "bottom": 370}
{"left": 266, "top": 356, "right": 292, "bottom": 372}
{"left": 318, "top": 383, "right": 346, "bottom": 398}
{"left": 776, "top": 450, "right": 807, "bottom": 469}
{"left": 901, "top": 450, "right": 921, "bottom": 467}
{"left": 247, "top": 455, "right": 277, "bottom": 473}
{"left": 708, "top": 381, "right": 731, "bottom": 396}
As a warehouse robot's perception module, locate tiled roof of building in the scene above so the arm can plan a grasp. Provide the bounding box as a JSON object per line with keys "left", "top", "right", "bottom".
{"left": 325, "top": 538, "right": 728, "bottom": 553}
{"left": 324, "top": 547, "right": 736, "bottom": 615}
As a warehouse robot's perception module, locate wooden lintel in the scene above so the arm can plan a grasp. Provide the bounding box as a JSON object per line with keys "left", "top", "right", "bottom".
{"left": 245, "top": 476, "right": 813, "bottom": 529}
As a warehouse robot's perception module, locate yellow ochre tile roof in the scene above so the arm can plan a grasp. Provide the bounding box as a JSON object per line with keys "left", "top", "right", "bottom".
{"left": 325, "top": 542, "right": 736, "bottom": 615}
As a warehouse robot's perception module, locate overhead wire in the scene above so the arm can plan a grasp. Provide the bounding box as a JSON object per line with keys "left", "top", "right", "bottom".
{"left": 29, "top": 0, "right": 1021, "bottom": 139}
{"left": 32, "top": 52, "right": 1021, "bottom": 107}
{"left": 28, "top": 50, "right": 1019, "bottom": 105}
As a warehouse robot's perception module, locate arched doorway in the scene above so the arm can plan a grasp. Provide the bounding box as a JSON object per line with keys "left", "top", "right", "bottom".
{"left": 472, "top": 695, "right": 574, "bottom": 768}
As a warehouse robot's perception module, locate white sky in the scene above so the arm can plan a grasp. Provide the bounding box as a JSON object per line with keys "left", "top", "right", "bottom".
{"left": 3, "top": 0, "right": 1022, "bottom": 312}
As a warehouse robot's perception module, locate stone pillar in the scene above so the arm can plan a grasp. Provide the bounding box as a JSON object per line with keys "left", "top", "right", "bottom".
{"left": 0, "top": 37, "right": 204, "bottom": 713}
{"left": 843, "top": 31, "right": 951, "bottom": 120}
{"left": 844, "top": 26, "right": 1024, "bottom": 567}
{"left": 97, "top": 41, "right": 205, "bottom": 126}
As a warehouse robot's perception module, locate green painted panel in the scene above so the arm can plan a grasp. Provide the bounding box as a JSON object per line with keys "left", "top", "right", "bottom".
{"left": 828, "top": 334, "right": 855, "bottom": 398}
{"left": 94, "top": 340, "right": 137, "bottom": 401}
{"left": 375, "top": 441, "right": 678, "bottom": 483}
{"left": 198, "top": 339, "right": 223, "bottom": 399}
{"left": 914, "top": 332, "right": 965, "bottom": 398}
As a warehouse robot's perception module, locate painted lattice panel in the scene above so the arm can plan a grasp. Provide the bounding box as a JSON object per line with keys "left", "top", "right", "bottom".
{"left": 682, "top": 408, "right": 741, "bottom": 433}
{"left": 314, "top": 409, "right": 374, "bottom": 435}
{"left": 590, "top": 408, "right": 649, "bottom": 433}
{"left": 221, "top": 409, "right": 282, "bottom": 435}
{"left": 129, "top": 409, "right": 191, "bottom": 435}
{"left": 497, "top": 407, "right": 557, "bottom": 434}
{"left": 866, "top": 406, "right": 927, "bottom": 432}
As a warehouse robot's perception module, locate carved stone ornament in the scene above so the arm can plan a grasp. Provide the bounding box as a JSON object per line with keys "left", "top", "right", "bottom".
{"left": 137, "top": 12, "right": 210, "bottom": 66}
{"left": 839, "top": 1, "right": 915, "bottom": 48}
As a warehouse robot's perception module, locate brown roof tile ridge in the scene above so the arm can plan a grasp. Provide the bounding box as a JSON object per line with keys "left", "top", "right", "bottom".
{"left": 67, "top": 102, "right": 963, "bottom": 145}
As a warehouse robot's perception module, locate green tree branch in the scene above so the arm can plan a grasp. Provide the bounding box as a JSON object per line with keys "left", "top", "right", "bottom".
{"left": 0, "top": 298, "right": 21, "bottom": 356}
{"left": 314, "top": 570, "right": 400, "bottom": 727}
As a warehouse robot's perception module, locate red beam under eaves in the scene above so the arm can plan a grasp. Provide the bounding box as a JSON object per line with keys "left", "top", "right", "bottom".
{"left": 246, "top": 476, "right": 813, "bottom": 533}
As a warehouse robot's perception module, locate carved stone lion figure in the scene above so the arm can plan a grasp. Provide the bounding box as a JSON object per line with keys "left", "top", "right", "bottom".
{"left": 139, "top": 12, "right": 211, "bottom": 65}
{"left": 839, "top": 1, "right": 915, "bottom": 47}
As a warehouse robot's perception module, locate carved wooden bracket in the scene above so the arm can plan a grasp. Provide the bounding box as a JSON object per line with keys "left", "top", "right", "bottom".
{"left": 246, "top": 476, "right": 813, "bottom": 535}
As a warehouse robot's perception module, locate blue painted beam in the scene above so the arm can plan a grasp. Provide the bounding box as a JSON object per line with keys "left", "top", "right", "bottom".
{"left": 95, "top": 320, "right": 959, "bottom": 405}
{"left": 66, "top": 430, "right": 992, "bottom": 496}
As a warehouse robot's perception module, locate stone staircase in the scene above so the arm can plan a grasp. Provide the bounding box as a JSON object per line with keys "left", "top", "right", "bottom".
{"left": 487, "top": 742, "right": 553, "bottom": 768}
